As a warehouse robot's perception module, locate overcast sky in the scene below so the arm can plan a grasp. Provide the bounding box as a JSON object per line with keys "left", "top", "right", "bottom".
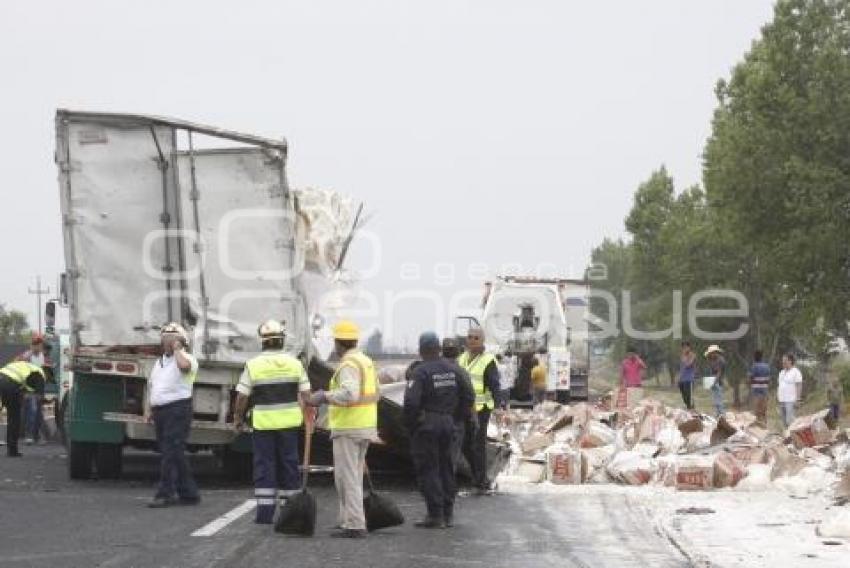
{"left": 0, "top": 0, "right": 775, "bottom": 346}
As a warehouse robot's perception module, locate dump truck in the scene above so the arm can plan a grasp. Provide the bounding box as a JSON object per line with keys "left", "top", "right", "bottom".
{"left": 471, "top": 276, "right": 591, "bottom": 404}
{"left": 55, "top": 110, "right": 314, "bottom": 479}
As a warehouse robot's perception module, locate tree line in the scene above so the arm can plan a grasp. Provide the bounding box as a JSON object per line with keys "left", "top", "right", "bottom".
{"left": 589, "top": 0, "right": 850, "bottom": 405}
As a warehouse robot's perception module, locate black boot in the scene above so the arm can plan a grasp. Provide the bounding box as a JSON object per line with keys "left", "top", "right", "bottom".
{"left": 414, "top": 516, "right": 445, "bottom": 529}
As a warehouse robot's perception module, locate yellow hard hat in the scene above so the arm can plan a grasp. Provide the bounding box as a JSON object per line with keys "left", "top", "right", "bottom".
{"left": 332, "top": 320, "right": 360, "bottom": 341}
{"left": 258, "top": 319, "right": 285, "bottom": 339}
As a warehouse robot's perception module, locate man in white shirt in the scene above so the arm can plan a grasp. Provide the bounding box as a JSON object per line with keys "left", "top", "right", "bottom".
{"left": 777, "top": 353, "right": 803, "bottom": 428}
{"left": 146, "top": 323, "right": 200, "bottom": 508}
{"left": 496, "top": 353, "right": 515, "bottom": 405}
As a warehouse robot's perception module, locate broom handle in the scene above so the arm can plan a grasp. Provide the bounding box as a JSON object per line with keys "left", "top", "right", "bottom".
{"left": 302, "top": 412, "right": 313, "bottom": 489}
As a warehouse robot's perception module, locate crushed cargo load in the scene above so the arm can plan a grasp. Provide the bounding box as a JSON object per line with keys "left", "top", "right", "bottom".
{"left": 494, "top": 394, "right": 849, "bottom": 495}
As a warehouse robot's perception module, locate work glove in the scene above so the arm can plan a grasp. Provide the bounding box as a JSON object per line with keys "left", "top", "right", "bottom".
{"left": 306, "top": 390, "right": 327, "bottom": 407}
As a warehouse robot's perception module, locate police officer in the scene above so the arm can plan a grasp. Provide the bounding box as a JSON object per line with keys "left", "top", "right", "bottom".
{"left": 405, "top": 332, "right": 474, "bottom": 529}
{"left": 233, "top": 320, "right": 311, "bottom": 525}
{"left": 0, "top": 361, "right": 46, "bottom": 457}
{"left": 457, "top": 326, "right": 503, "bottom": 495}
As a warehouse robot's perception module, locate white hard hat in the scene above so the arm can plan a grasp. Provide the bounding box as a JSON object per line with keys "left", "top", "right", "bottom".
{"left": 258, "top": 319, "right": 285, "bottom": 339}
{"left": 161, "top": 322, "right": 189, "bottom": 344}
{"left": 704, "top": 344, "right": 723, "bottom": 357}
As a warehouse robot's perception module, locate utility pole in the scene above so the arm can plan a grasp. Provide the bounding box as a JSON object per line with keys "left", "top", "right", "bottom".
{"left": 28, "top": 275, "right": 50, "bottom": 334}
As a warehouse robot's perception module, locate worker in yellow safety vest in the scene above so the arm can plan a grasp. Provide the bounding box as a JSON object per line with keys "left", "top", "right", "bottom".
{"left": 234, "top": 320, "right": 311, "bottom": 524}
{"left": 307, "top": 320, "right": 379, "bottom": 539}
{"left": 0, "top": 361, "right": 46, "bottom": 457}
{"left": 457, "top": 327, "right": 503, "bottom": 494}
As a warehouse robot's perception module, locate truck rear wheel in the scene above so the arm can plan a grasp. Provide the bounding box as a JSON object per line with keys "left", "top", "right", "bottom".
{"left": 57, "top": 397, "right": 69, "bottom": 448}
{"left": 95, "top": 443, "right": 123, "bottom": 479}
{"left": 222, "top": 448, "right": 253, "bottom": 483}
{"left": 68, "top": 441, "right": 95, "bottom": 479}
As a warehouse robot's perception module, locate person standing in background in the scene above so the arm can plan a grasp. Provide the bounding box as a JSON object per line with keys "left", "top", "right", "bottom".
{"left": 457, "top": 327, "right": 503, "bottom": 495}
{"left": 678, "top": 342, "right": 696, "bottom": 410}
{"left": 620, "top": 347, "right": 646, "bottom": 408}
{"left": 777, "top": 353, "right": 803, "bottom": 428}
{"left": 17, "top": 334, "right": 46, "bottom": 445}
{"left": 530, "top": 356, "right": 548, "bottom": 405}
{"left": 704, "top": 345, "right": 726, "bottom": 417}
{"left": 826, "top": 372, "right": 844, "bottom": 421}
{"left": 748, "top": 350, "right": 771, "bottom": 425}
{"left": 495, "top": 353, "right": 514, "bottom": 408}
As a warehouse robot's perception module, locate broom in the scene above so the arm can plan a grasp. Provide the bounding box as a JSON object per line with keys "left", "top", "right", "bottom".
{"left": 274, "top": 413, "right": 317, "bottom": 536}
{"left": 363, "top": 463, "right": 404, "bottom": 532}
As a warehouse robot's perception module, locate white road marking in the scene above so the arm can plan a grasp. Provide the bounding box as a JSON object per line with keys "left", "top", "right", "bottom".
{"left": 191, "top": 499, "right": 256, "bottom": 537}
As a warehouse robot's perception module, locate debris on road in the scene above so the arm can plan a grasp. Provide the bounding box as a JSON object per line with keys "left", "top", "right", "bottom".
{"left": 495, "top": 396, "right": 850, "bottom": 496}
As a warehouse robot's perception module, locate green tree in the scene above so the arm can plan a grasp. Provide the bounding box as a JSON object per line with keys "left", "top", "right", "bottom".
{"left": 704, "top": 0, "right": 850, "bottom": 360}
{"left": 0, "top": 304, "right": 30, "bottom": 344}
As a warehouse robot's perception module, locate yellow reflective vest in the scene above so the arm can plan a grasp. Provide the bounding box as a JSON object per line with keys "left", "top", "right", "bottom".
{"left": 0, "top": 361, "right": 44, "bottom": 392}
{"left": 328, "top": 350, "right": 379, "bottom": 431}
{"left": 457, "top": 351, "right": 495, "bottom": 411}
{"left": 244, "top": 352, "right": 306, "bottom": 430}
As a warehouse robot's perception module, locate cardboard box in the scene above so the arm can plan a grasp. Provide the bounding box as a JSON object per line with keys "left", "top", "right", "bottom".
{"left": 789, "top": 409, "right": 838, "bottom": 449}
{"left": 580, "top": 422, "right": 616, "bottom": 448}
{"left": 714, "top": 451, "right": 746, "bottom": 488}
{"left": 676, "top": 455, "right": 714, "bottom": 490}
{"left": 547, "top": 449, "right": 582, "bottom": 485}
{"left": 581, "top": 446, "right": 616, "bottom": 482}
{"left": 521, "top": 432, "right": 555, "bottom": 456}
{"left": 730, "top": 445, "right": 769, "bottom": 465}
{"left": 710, "top": 416, "right": 738, "bottom": 446}
{"left": 768, "top": 445, "right": 807, "bottom": 479}
{"left": 607, "top": 451, "right": 653, "bottom": 485}
{"left": 637, "top": 414, "right": 670, "bottom": 442}
{"left": 678, "top": 416, "right": 704, "bottom": 437}
{"left": 516, "top": 458, "right": 547, "bottom": 483}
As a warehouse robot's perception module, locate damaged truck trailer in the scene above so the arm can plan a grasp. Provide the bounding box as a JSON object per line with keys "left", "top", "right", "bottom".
{"left": 55, "top": 110, "right": 312, "bottom": 479}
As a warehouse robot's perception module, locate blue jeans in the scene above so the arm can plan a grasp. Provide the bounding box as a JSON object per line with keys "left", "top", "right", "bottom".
{"left": 252, "top": 429, "right": 300, "bottom": 524}
{"left": 711, "top": 383, "right": 725, "bottom": 416}
{"left": 152, "top": 398, "right": 199, "bottom": 501}
{"left": 24, "top": 394, "right": 43, "bottom": 441}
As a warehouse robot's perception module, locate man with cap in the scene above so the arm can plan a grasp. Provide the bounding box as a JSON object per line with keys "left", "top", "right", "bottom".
{"left": 307, "top": 320, "right": 379, "bottom": 538}
{"left": 233, "top": 320, "right": 311, "bottom": 524}
{"left": 457, "top": 326, "right": 503, "bottom": 494}
{"left": 17, "top": 333, "right": 48, "bottom": 445}
{"left": 145, "top": 322, "right": 201, "bottom": 508}
{"left": 0, "top": 361, "right": 45, "bottom": 457}
{"left": 405, "top": 332, "right": 475, "bottom": 528}
{"left": 704, "top": 345, "right": 726, "bottom": 417}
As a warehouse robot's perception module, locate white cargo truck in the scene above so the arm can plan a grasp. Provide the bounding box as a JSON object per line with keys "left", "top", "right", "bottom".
{"left": 55, "top": 110, "right": 315, "bottom": 479}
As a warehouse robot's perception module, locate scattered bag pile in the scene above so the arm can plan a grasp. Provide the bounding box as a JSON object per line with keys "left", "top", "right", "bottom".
{"left": 497, "top": 397, "right": 849, "bottom": 495}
